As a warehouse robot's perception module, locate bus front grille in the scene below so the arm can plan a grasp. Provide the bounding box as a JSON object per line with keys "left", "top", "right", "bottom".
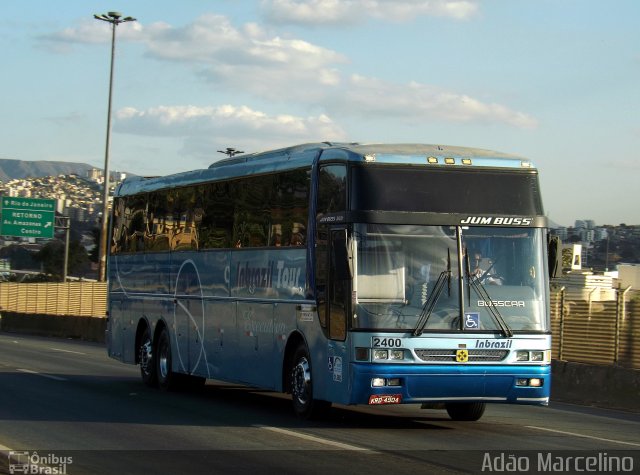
{"left": 414, "top": 349, "right": 509, "bottom": 362}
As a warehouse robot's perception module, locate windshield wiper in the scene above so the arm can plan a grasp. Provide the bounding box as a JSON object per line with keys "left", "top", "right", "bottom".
{"left": 464, "top": 252, "right": 513, "bottom": 338}
{"left": 413, "top": 249, "right": 451, "bottom": 336}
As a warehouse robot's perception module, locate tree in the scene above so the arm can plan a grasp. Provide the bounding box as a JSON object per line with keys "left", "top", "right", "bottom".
{"left": 0, "top": 244, "right": 39, "bottom": 270}
{"left": 33, "top": 240, "right": 91, "bottom": 280}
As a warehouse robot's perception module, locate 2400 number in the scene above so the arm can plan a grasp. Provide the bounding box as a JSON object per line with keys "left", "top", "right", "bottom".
{"left": 372, "top": 337, "right": 403, "bottom": 348}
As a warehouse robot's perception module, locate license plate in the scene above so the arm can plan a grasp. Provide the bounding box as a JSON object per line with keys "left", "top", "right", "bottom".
{"left": 368, "top": 394, "right": 402, "bottom": 405}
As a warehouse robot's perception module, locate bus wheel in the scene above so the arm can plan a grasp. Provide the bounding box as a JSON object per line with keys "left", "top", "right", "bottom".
{"left": 290, "top": 345, "right": 330, "bottom": 419}
{"left": 156, "top": 327, "right": 175, "bottom": 391}
{"left": 445, "top": 402, "right": 486, "bottom": 421}
{"left": 139, "top": 326, "right": 157, "bottom": 387}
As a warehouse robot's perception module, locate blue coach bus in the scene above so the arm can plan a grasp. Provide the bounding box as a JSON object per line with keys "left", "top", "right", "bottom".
{"left": 106, "top": 142, "right": 554, "bottom": 421}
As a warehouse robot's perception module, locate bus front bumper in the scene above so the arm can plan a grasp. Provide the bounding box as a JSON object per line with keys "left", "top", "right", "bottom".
{"left": 350, "top": 363, "right": 550, "bottom": 406}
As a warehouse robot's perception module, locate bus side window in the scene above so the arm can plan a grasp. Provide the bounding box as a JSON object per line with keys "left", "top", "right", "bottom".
{"left": 126, "top": 194, "right": 147, "bottom": 253}
{"left": 317, "top": 165, "right": 346, "bottom": 216}
{"left": 145, "top": 190, "right": 171, "bottom": 252}
{"left": 111, "top": 197, "right": 126, "bottom": 254}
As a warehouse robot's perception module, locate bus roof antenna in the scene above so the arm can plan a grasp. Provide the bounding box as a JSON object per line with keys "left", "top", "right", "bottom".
{"left": 217, "top": 148, "right": 245, "bottom": 158}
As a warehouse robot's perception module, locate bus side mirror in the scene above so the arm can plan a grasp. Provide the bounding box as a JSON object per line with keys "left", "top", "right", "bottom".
{"left": 547, "top": 234, "right": 561, "bottom": 279}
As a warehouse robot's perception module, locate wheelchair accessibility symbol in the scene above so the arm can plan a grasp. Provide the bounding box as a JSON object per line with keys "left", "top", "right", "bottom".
{"left": 464, "top": 312, "right": 480, "bottom": 329}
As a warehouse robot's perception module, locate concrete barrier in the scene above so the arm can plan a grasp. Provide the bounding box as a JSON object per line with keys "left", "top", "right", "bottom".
{"left": 1, "top": 311, "right": 638, "bottom": 413}
{"left": 551, "top": 359, "right": 640, "bottom": 412}
{"left": 0, "top": 311, "right": 106, "bottom": 343}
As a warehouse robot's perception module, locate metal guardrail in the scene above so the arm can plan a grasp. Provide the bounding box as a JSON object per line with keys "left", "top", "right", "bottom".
{"left": 0, "top": 282, "right": 638, "bottom": 369}
{"left": 0, "top": 282, "right": 107, "bottom": 318}
{"left": 550, "top": 286, "right": 640, "bottom": 369}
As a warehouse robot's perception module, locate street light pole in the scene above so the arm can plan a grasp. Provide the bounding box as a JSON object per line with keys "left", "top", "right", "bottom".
{"left": 94, "top": 12, "right": 136, "bottom": 282}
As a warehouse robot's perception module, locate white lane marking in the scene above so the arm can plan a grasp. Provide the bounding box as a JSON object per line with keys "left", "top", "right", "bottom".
{"left": 49, "top": 347, "right": 86, "bottom": 355}
{"left": 526, "top": 425, "right": 640, "bottom": 448}
{"left": 259, "top": 426, "right": 378, "bottom": 453}
{"left": 0, "top": 442, "right": 13, "bottom": 451}
{"left": 16, "top": 368, "right": 68, "bottom": 382}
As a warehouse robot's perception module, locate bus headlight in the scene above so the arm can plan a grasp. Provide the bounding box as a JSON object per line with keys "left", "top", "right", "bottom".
{"left": 515, "top": 378, "right": 544, "bottom": 387}
{"left": 370, "top": 377, "right": 403, "bottom": 387}
{"left": 373, "top": 349, "right": 389, "bottom": 360}
{"left": 515, "top": 350, "right": 550, "bottom": 363}
{"left": 390, "top": 349, "right": 404, "bottom": 360}
{"left": 530, "top": 351, "right": 545, "bottom": 362}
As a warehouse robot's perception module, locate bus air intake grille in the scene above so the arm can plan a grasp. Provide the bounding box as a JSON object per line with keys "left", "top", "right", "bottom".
{"left": 414, "top": 349, "right": 509, "bottom": 362}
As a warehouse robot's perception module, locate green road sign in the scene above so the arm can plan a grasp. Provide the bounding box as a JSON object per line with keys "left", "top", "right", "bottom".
{"left": 0, "top": 197, "right": 56, "bottom": 238}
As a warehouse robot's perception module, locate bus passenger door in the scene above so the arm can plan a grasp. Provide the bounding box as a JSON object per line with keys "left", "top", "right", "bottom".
{"left": 325, "top": 229, "right": 350, "bottom": 402}
{"left": 328, "top": 229, "right": 349, "bottom": 341}
{"left": 315, "top": 163, "right": 349, "bottom": 401}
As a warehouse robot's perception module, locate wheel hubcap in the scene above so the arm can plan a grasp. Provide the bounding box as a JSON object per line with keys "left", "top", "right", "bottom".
{"left": 292, "top": 357, "right": 311, "bottom": 404}
{"left": 140, "top": 340, "right": 152, "bottom": 375}
{"left": 159, "top": 342, "right": 169, "bottom": 379}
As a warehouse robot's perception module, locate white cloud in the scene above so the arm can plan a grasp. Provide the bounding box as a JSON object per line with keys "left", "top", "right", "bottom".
{"left": 261, "top": 0, "right": 355, "bottom": 25}
{"left": 114, "top": 104, "right": 348, "bottom": 154}
{"left": 331, "top": 75, "right": 538, "bottom": 129}
{"left": 261, "top": 0, "right": 479, "bottom": 25}
{"left": 40, "top": 13, "right": 347, "bottom": 99}
{"left": 141, "top": 14, "right": 346, "bottom": 99}
{"left": 38, "top": 19, "right": 142, "bottom": 53}
{"left": 115, "top": 104, "right": 348, "bottom": 163}
{"left": 135, "top": 14, "right": 346, "bottom": 69}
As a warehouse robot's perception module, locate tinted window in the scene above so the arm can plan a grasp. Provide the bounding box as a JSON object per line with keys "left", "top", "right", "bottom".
{"left": 119, "top": 194, "right": 147, "bottom": 253}
{"left": 317, "top": 165, "right": 347, "bottom": 216}
{"left": 171, "top": 187, "right": 201, "bottom": 251}
{"left": 270, "top": 170, "right": 309, "bottom": 247}
{"left": 199, "top": 181, "right": 234, "bottom": 248}
{"left": 111, "top": 168, "right": 310, "bottom": 254}
{"left": 351, "top": 166, "right": 543, "bottom": 215}
{"left": 145, "top": 190, "right": 171, "bottom": 252}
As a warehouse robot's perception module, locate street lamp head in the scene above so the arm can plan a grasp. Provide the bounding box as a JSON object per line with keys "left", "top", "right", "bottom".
{"left": 94, "top": 12, "right": 136, "bottom": 24}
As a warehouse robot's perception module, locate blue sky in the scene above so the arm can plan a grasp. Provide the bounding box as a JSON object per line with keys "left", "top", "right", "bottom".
{"left": 0, "top": 0, "right": 638, "bottom": 227}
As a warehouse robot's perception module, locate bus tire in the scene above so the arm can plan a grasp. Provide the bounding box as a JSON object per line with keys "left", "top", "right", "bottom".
{"left": 445, "top": 402, "right": 486, "bottom": 421}
{"left": 290, "top": 344, "right": 330, "bottom": 419}
{"left": 156, "top": 326, "right": 176, "bottom": 391}
{"left": 139, "top": 325, "right": 157, "bottom": 387}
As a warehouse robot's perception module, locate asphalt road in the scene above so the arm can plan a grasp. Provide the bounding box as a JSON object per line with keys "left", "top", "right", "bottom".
{"left": 0, "top": 333, "right": 638, "bottom": 474}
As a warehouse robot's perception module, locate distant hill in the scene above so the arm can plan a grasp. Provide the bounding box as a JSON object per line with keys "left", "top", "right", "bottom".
{"left": 0, "top": 158, "right": 96, "bottom": 182}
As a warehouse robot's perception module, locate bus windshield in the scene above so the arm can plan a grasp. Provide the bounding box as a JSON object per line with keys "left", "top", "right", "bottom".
{"left": 351, "top": 224, "right": 548, "bottom": 333}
